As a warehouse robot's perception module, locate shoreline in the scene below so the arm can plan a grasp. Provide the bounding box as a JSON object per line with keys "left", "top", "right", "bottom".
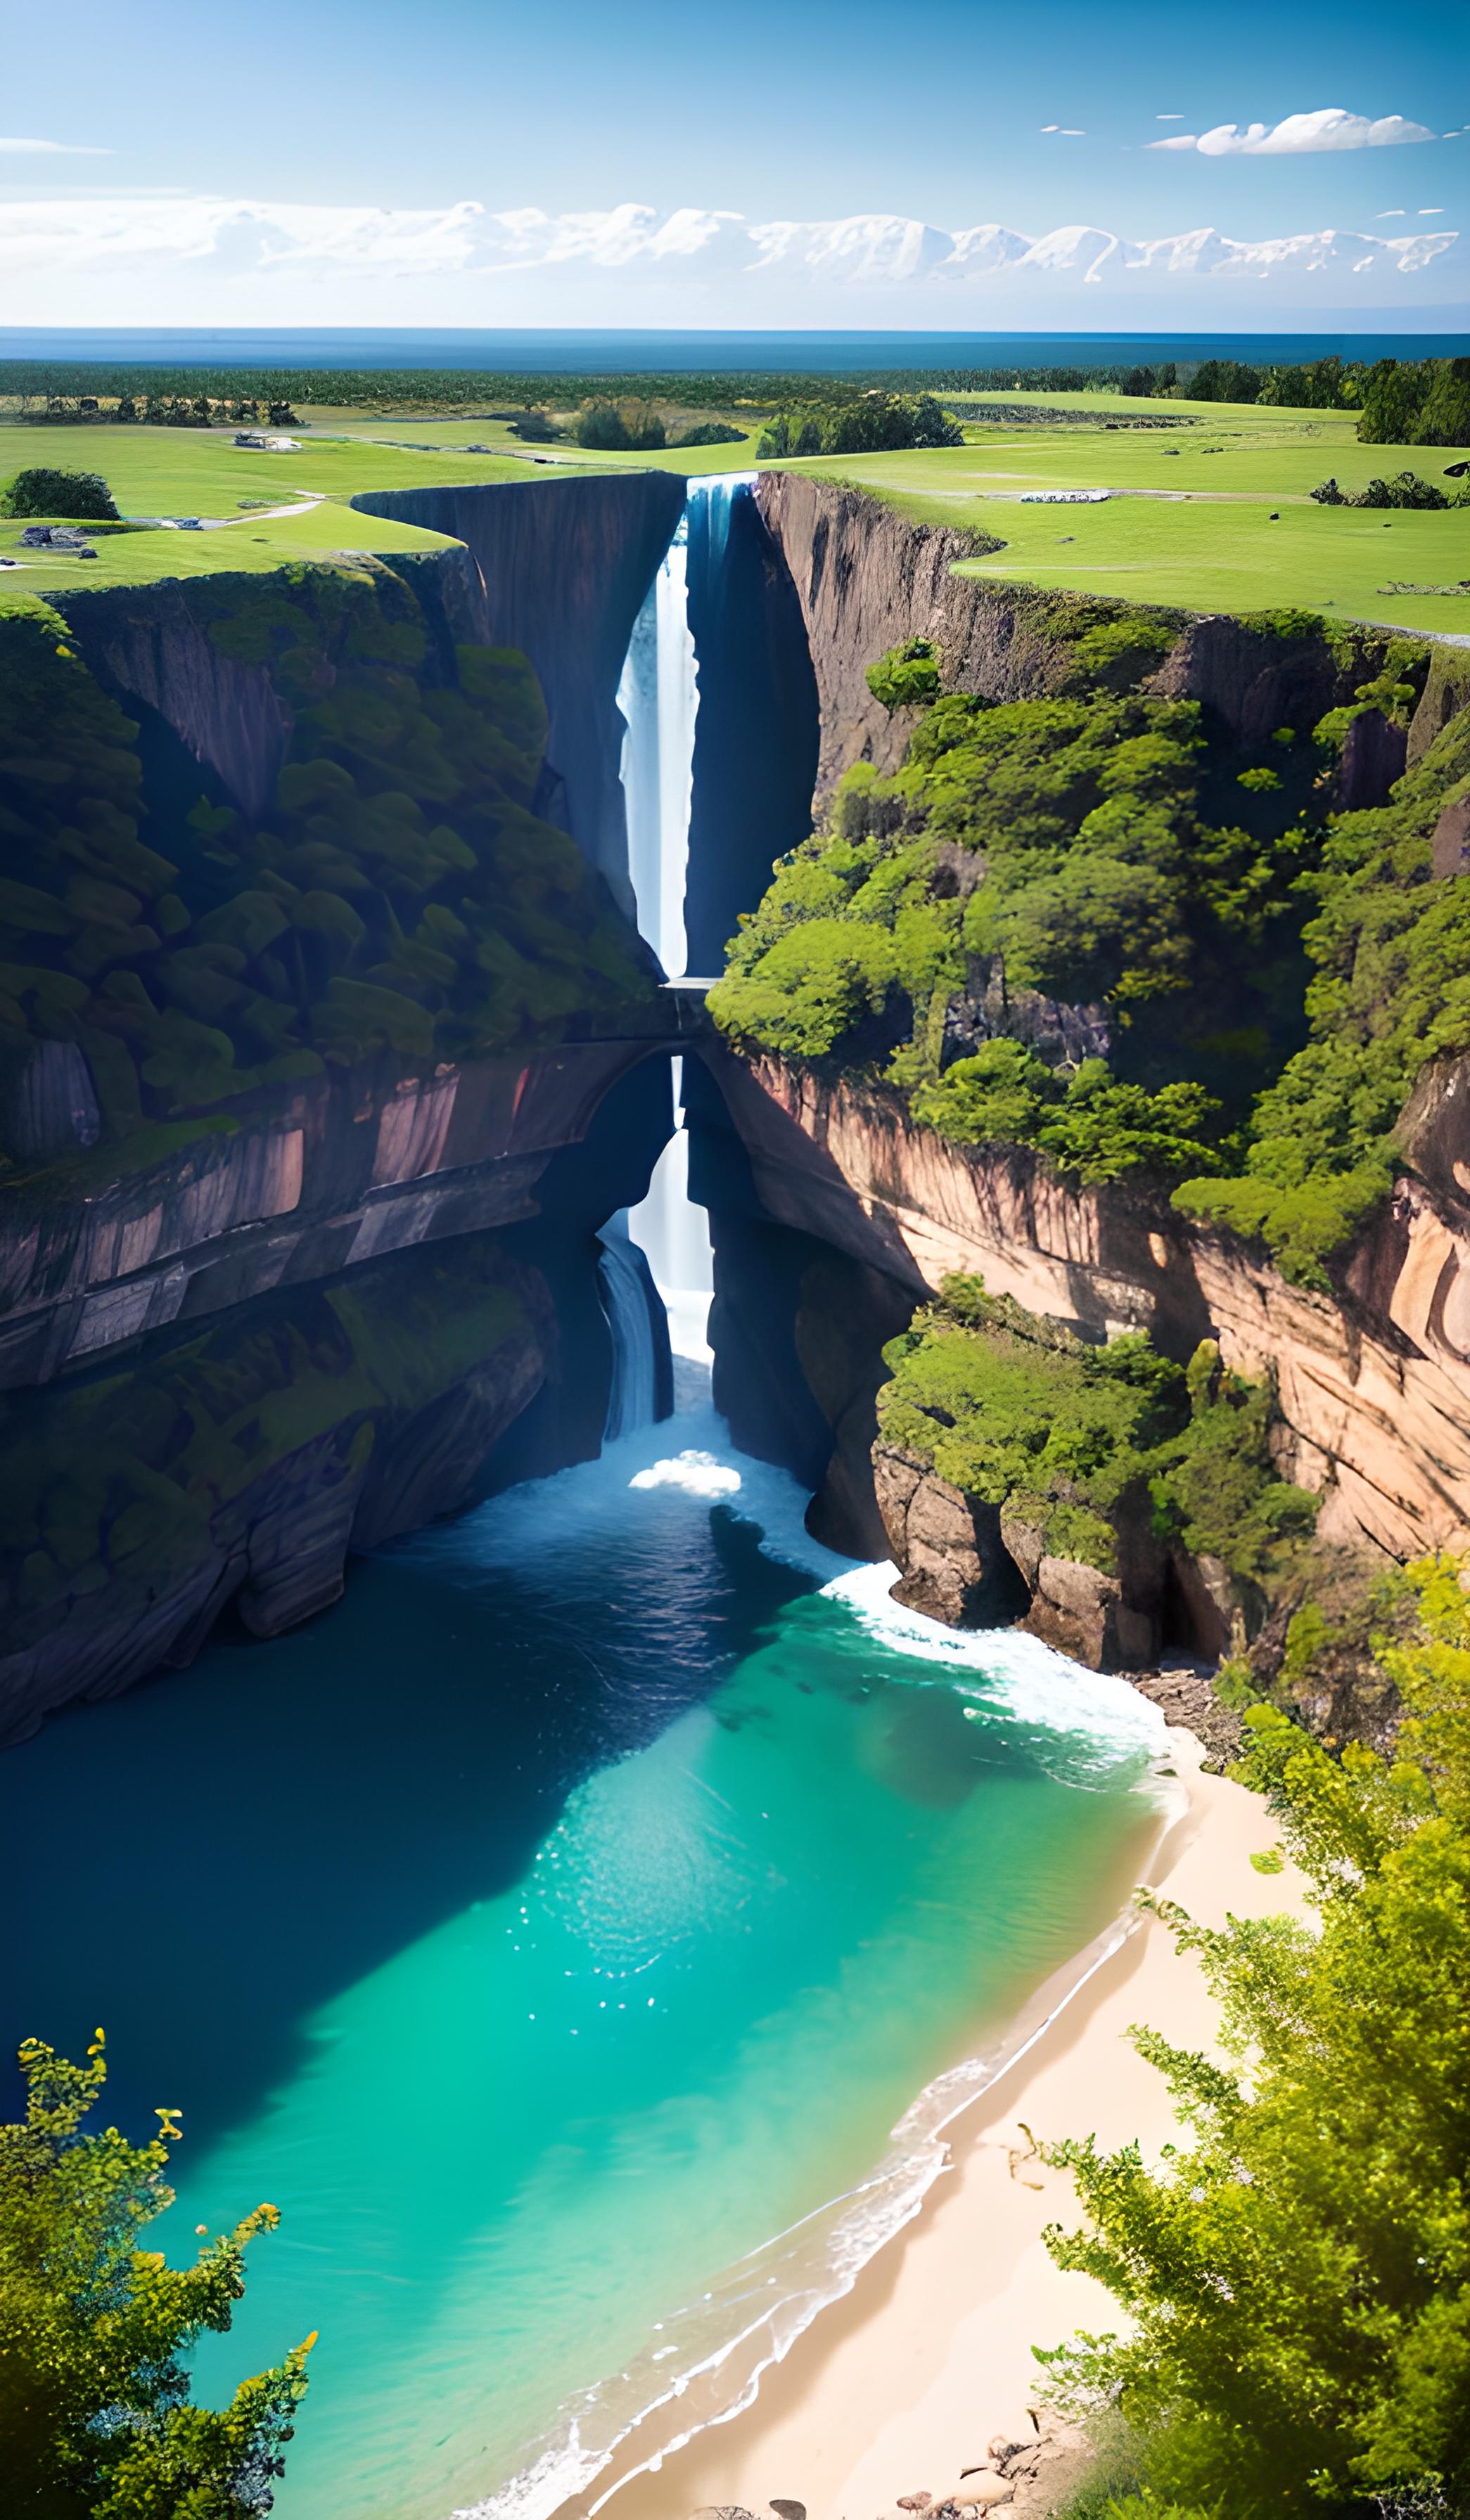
{"left": 549, "top": 1722, "right": 1305, "bottom": 2520}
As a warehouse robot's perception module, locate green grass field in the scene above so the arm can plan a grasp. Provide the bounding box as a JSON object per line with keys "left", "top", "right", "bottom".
{"left": 2, "top": 402, "right": 1466, "bottom": 638}
{"left": 788, "top": 417, "right": 1470, "bottom": 639}
{"left": 0, "top": 420, "right": 760, "bottom": 602}
{"left": 0, "top": 423, "right": 613, "bottom": 600}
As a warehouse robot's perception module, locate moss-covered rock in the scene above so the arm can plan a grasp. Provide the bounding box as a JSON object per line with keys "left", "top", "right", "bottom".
{"left": 873, "top": 1275, "right": 1317, "bottom": 1666}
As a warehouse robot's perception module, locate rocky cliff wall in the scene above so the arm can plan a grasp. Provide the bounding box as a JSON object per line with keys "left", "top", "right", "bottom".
{"left": 0, "top": 1033, "right": 689, "bottom": 1744}
{"left": 1, "top": 538, "right": 691, "bottom": 1738}
{"left": 699, "top": 1044, "right": 1470, "bottom": 1570}
{"left": 351, "top": 474, "right": 686, "bottom": 913}
{"left": 753, "top": 472, "right": 1438, "bottom": 806}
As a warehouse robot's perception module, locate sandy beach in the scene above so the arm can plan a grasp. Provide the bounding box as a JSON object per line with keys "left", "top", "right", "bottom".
{"left": 554, "top": 1724, "right": 1307, "bottom": 2520}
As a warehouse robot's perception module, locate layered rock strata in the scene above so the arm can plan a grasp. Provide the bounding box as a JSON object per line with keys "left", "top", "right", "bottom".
{"left": 699, "top": 1043, "right": 1470, "bottom": 1625}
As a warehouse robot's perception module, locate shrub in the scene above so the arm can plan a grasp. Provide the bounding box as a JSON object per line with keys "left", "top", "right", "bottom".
{"left": 0, "top": 468, "right": 118, "bottom": 520}
{"left": 876, "top": 1278, "right": 1309, "bottom": 1588}
{"left": 866, "top": 637, "right": 942, "bottom": 712}
{"left": 1188, "top": 359, "right": 1262, "bottom": 405}
{"left": 1311, "top": 472, "right": 1455, "bottom": 510}
{"left": 572, "top": 399, "right": 665, "bottom": 451}
{"left": 672, "top": 419, "right": 748, "bottom": 447}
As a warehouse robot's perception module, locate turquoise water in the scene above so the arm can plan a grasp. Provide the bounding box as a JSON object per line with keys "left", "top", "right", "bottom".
{"left": 2, "top": 1403, "right": 1167, "bottom": 2520}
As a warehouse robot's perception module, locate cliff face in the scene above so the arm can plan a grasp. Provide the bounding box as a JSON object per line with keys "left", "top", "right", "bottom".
{"left": 0, "top": 536, "right": 687, "bottom": 1739}
{"left": 0, "top": 1031, "right": 691, "bottom": 1395}
{"left": 754, "top": 470, "right": 1431, "bottom": 806}
{"left": 700, "top": 1045, "right": 1470, "bottom": 1571}
{"left": 752, "top": 475, "right": 982, "bottom": 798}
{"left": 351, "top": 475, "right": 685, "bottom": 912}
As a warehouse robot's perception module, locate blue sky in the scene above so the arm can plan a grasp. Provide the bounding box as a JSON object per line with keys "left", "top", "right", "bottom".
{"left": 2, "top": 0, "right": 1466, "bottom": 324}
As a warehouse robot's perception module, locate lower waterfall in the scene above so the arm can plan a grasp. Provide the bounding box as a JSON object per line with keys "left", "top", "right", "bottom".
{"left": 595, "top": 1219, "right": 663, "bottom": 1439}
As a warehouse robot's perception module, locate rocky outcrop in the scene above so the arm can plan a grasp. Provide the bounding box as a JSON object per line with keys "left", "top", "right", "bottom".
{"left": 873, "top": 1444, "right": 1028, "bottom": 1626}
{"left": 351, "top": 473, "right": 685, "bottom": 911}
{"left": 697, "top": 1043, "right": 1470, "bottom": 1574}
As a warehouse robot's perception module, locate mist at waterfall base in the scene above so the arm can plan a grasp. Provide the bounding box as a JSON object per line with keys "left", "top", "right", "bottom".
{"left": 1, "top": 1407, "right": 1170, "bottom": 2520}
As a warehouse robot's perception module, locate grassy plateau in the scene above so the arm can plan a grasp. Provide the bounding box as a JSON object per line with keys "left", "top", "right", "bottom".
{"left": 1, "top": 395, "right": 1466, "bottom": 636}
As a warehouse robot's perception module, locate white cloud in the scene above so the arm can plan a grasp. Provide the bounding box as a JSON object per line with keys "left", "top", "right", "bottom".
{"left": 1149, "top": 106, "right": 1438, "bottom": 155}
{"left": 0, "top": 193, "right": 1461, "bottom": 319}
{"left": 0, "top": 135, "right": 109, "bottom": 154}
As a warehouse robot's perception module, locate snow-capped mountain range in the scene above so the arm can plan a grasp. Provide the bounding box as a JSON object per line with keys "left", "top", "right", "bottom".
{"left": 3, "top": 196, "right": 1464, "bottom": 318}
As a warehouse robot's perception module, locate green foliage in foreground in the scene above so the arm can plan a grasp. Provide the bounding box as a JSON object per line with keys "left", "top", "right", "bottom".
{"left": 0, "top": 2029, "right": 312, "bottom": 2517}
{"left": 1039, "top": 1552, "right": 1470, "bottom": 2512}
{"left": 876, "top": 1277, "right": 1315, "bottom": 1587}
{"left": 0, "top": 468, "right": 117, "bottom": 520}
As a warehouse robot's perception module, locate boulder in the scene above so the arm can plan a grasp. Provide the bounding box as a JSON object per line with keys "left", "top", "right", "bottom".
{"left": 875, "top": 1446, "right": 1028, "bottom": 1626}
{"left": 1023, "top": 1553, "right": 1156, "bottom": 1670}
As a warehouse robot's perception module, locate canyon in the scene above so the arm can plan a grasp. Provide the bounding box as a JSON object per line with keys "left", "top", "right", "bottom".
{"left": 5, "top": 463, "right": 1470, "bottom": 1744}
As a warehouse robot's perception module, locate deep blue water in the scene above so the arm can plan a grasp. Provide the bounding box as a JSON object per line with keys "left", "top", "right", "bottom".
{"left": 2, "top": 326, "right": 1466, "bottom": 373}
{"left": 0, "top": 1409, "right": 1167, "bottom": 2520}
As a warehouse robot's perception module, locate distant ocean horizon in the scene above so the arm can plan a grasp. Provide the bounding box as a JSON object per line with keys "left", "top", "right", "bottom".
{"left": 2, "top": 323, "right": 1467, "bottom": 373}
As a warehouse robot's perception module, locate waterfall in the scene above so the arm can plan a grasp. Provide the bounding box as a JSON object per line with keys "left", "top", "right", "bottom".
{"left": 615, "top": 484, "right": 761, "bottom": 1372}
{"left": 595, "top": 1219, "right": 661, "bottom": 1440}
{"left": 615, "top": 515, "right": 698, "bottom": 979}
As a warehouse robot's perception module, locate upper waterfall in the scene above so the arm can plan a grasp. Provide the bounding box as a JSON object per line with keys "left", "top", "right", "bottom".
{"left": 615, "top": 513, "right": 699, "bottom": 979}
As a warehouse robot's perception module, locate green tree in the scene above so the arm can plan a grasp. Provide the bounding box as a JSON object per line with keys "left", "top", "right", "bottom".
{"left": 671, "top": 419, "right": 747, "bottom": 447}
{"left": 573, "top": 397, "right": 664, "bottom": 450}
{"left": 1037, "top": 1554, "right": 1470, "bottom": 2511}
{"left": 1358, "top": 358, "right": 1433, "bottom": 445}
{"left": 1189, "top": 360, "right": 1261, "bottom": 405}
{"left": 1417, "top": 356, "right": 1470, "bottom": 449}
{"left": 0, "top": 468, "right": 117, "bottom": 520}
{"left": 0, "top": 2030, "right": 314, "bottom": 2517}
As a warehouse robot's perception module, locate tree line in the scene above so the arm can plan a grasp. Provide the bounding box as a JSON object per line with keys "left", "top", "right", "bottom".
{"left": 1135, "top": 352, "right": 1470, "bottom": 442}
{"left": 6, "top": 354, "right": 1464, "bottom": 433}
